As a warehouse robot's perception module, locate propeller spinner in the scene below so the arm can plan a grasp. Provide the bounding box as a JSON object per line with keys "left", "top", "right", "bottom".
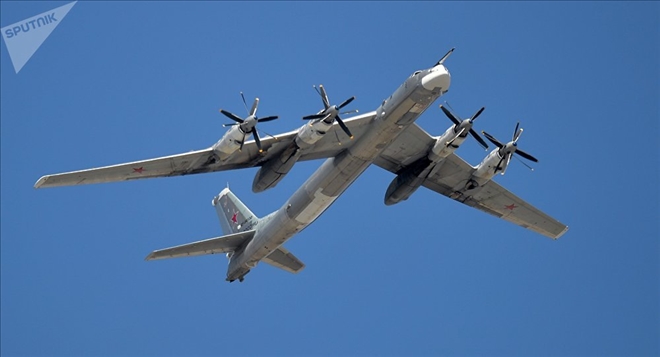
{"left": 219, "top": 92, "right": 279, "bottom": 152}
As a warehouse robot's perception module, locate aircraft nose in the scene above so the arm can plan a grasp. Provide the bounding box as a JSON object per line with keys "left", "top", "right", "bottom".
{"left": 421, "top": 65, "right": 451, "bottom": 92}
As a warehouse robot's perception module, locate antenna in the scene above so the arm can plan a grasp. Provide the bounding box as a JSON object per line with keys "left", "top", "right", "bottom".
{"left": 240, "top": 92, "right": 249, "bottom": 114}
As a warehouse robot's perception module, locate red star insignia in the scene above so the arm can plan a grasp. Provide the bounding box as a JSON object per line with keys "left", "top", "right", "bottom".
{"left": 133, "top": 167, "right": 144, "bottom": 174}
{"left": 505, "top": 204, "right": 517, "bottom": 211}
{"left": 231, "top": 212, "right": 238, "bottom": 224}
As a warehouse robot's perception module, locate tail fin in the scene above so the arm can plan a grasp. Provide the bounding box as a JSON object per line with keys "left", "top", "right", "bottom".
{"left": 212, "top": 188, "right": 259, "bottom": 235}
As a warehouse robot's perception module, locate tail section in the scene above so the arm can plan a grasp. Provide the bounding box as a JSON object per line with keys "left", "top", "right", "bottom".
{"left": 145, "top": 230, "right": 256, "bottom": 261}
{"left": 212, "top": 188, "right": 259, "bottom": 235}
{"left": 147, "top": 187, "right": 305, "bottom": 282}
{"left": 263, "top": 246, "right": 305, "bottom": 274}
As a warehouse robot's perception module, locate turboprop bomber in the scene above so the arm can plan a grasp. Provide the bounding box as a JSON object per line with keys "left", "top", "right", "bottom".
{"left": 35, "top": 49, "right": 568, "bottom": 282}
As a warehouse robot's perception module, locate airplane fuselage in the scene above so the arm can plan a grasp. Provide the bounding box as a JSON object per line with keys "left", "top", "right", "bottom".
{"left": 226, "top": 65, "right": 451, "bottom": 281}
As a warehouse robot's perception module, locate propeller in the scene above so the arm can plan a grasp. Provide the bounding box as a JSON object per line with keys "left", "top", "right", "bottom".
{"left": 302, "top": 85, "right": 356, "bottom": 139}
{"left": 219, "top": 93, "right": 279, "bottom": 152}
{"left": 439, "top": 104, "right": 489, "bottom": 149}
{"left": 482, "top": 122, "right": 538, "bottom": 175}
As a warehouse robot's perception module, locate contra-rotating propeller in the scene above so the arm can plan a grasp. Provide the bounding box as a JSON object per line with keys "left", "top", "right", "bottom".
{"left": 219, "top": 92, "right": 279, "bottom": 152}
{"left": 302, "top": 85, "right": 357, "bottom": 139}
{"left": 439, "top": 104, "right": 489, "bottom": 149}
{"left": 482, "top": 122, "right": 538, "bottom": 175}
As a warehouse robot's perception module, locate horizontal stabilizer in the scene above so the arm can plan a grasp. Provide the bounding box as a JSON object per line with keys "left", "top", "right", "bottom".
{"left": 262, "top": 246, "right": 305, "bottom": 274}
{"left": 145, "top": 230, "right": 256, "bottom": 261}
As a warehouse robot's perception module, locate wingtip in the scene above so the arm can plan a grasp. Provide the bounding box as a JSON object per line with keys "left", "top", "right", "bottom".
{"left": 145, "top": 252, "right": 157, "bottom": 261}
{"left": 34, "top": 176, "right": 49, "bottom": 189}
{"left": 554, "top": 226, "right": 569, "bottom": 239}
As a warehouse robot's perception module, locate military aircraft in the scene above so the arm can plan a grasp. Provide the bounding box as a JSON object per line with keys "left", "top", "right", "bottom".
{"left": 34, "top": 49, "right": 568, "bottom": 282}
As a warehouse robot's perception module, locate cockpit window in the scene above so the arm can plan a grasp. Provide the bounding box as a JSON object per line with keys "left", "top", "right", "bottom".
{"left": 409, "top": 70, "right": 422, "bottom": 78}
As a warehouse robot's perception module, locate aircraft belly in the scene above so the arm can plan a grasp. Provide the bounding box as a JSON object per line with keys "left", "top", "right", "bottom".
{"left": 281, "top": 80, "right": 443, "bottom": 226}
{"left": 228, "top": 68, "right": 448, "bottom": 281}
{"left": 294, "top": 188, "right": 335, "bottom": 224}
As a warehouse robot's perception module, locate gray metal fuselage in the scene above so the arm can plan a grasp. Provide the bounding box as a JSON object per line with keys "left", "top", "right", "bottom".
{"left": 226, "top": 66, "right": 451, "bottom": 281}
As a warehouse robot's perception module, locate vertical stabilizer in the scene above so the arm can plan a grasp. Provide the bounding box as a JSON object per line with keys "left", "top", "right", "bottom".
{"left": 212, "top": 188, "right": 259, "bottom": 235}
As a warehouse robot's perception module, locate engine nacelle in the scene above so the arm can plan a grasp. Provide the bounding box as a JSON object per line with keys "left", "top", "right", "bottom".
{"left": 212, "top": 125, "right": 245, "bottom": 161}
{"left": 428, "top": 127, "right": 468, "bottom": 162}
{"left": 384, "top": 158, "right": 432, "bottom": 205}
{"left": 295, "top": 120, "right": 333, "bottom": 149}
{"left": 473, "top": 149, "right": 502, "bottom": 181}
{"left": 385, "top": 173, "right": 419, "bottom": 206}
{"left": 252, "top": 143, "right": 302, "bottom": 193}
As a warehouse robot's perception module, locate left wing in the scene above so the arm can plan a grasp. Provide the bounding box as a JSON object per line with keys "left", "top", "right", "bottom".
{"left": 375, "top": 124, "right": 568, "bottom": 239}
{"left": 35, "top": 112, "right": 377, "bottom": 188}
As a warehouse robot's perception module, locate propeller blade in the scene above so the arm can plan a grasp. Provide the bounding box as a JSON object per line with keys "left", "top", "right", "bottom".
{"left": 435, "top": 47, "right": 455, "bottom": 66}
{"left": 514, "top": 127, "right": 523, "bottom": 142}
{"left": 444, "top": 101, "right": 458, "bottom": 114}
{"left": 249, "top": 98, "right": 259, "bottom": 117}
{"left": 447, "top": 127, "right": 466, "bottom": 146}
{"left": 514, "top": 148, "right": 538, "bottom": 163}
{"left": 220, "top": 109, "right": 244, "bottom": 123}
{"left": 340, "top": 109, "right": 359, "bottom": 116}
{"left": 257, "top": 128, "right": 277, "bottom": 140}
{"left": 495, "top": 155, "right": 506, "bottom": 174}
{"left": 222, "top": 123, "right": 239, "bottom": 127}
{"left": 337, "top": 96, "right": 355, "bottom": 110}
{"left": 253, "top": 131, "right": 262, "bottom": 152}
{"left": 240, "top": 92, "right": 249, "bottom": 114}
{"left": 513, "top": 154, "right": 535, "bottom": 171}
{"left": 469, "top": 128, "right": 489, "bottom": 150}
{"left": 335, "top": 116, "right": 353, "bottom": 139}
{"left": 318, "top": 85, "right": 330, "bottom": 109}
{"left": 482, "top": 131, "right": 504, "bottom": 148}
{"left": 257, "top": 115, "right": 278, "bottom": 123}
{"left": 470, "top": 107, "right": 485, "bottom": 122}
{"left": 239, "top": 132, "right": 246, "bottom": 151}
{"left": 302, "top": 113, "right": 326, "bottom": 120}
{"left": 440, "top": 105, "right": 461, "bottom": 126}
{"left": 501, "top": 154, "right": 512, "bottom": 175}
{"left": 513, "top": 122, "right": 521, "bottom": 141}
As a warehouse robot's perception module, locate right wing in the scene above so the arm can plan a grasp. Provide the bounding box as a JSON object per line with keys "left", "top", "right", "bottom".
{"left": 145, "top": 230, "right": 256, "bottom": 261}
{"left": 35, "top": 148, "right": 219, "bottom": 188}
{"left": 420, "top": 155, "right": 569, "bottom": 239}
{"left": 35, "top": 112, "right": 377, "bottom": 188}
{"left": 375, "top": 123, "right": 568, "bottom": 239}
{"left": 262, "top": 246, "right": 305, "bottom": 274}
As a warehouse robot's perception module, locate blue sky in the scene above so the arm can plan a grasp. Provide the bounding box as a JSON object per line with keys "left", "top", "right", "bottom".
{"left": 1, "top": 1, "right": 658, "bottom": 356}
